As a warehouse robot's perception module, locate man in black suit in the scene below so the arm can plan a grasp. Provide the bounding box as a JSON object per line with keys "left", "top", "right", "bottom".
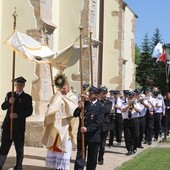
{"left": 74, "top": 86, "right": 105, "bottom": 170}
{"left": 0, "top": 76, "right": 33, "bottom": 170}
{"left": 98, "top": 86, "right": 112, "bottom": 165}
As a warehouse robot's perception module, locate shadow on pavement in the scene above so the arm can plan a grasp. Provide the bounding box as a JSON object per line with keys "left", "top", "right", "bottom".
{"left": 105, "top": 150, "right": 126, "bottom": 155}
{"left": 24, "top": 155, "right": 45, "bottom": 161}
{"left": 4, "top": 156, "right": 51, "bottom": 170}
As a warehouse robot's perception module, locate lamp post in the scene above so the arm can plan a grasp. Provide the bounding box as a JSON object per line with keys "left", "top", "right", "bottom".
{"left": 162, "top": 44, "right": 170, "bottom": 142}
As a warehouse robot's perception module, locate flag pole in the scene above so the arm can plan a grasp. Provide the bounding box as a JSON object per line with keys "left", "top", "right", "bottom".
{"left": 79, "top": 26, "right": 85, "bottom": 160}
{"left": 89, "top": 31, "right": 93, "bottom": 86}
{"left": 10, "top": 7, "right": 18, "bottom": 139}
{"left": 44, "top": 27, "right": 55, "bottom": 94}
{"left": 163, "top": 46, "right": 168, "bottom": 142}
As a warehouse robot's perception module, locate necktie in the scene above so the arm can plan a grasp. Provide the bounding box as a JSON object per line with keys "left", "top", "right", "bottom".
{"left": 128, "top": 108, "right": 132, "bottom": 119}
{"left": 114, "top": 99, "right": 117, "bottom": 114}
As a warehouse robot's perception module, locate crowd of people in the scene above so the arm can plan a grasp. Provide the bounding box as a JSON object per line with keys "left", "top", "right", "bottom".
{"left": 106, "top": 87, "right": 170, "bottom": 156}
{"left": 0, "top": 75, "right": 170, "bottom": 170}
{"left": 72, "top": 85, "right": 170, "bottom": 169}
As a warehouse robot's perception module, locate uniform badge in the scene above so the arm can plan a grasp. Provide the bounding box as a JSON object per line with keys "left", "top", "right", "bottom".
{"left": 91, "top": 114, "right": 94, "bottom": 119}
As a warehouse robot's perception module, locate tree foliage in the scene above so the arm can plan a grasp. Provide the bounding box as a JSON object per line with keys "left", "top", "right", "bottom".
{"left": 135, "top": 45, "right": 141, "bottom": 65}
{"left": 150, "top": 28, "right": 163, "bottom": 51}
{"left": 135, "top": 29, "right": 167, "bottom": 94}
{"left": 136, "top": 34, "right": 154, "bottom": 89}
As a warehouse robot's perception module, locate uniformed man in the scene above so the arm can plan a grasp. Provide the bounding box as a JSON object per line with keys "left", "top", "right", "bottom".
{"left": 122, "top": 91, "right": 140, "bottom": 156}
{"left": 97, "top": 86, "right": 112, "bottom": 165}
{"left": 144, "top": 87, "right": 156, "bottom": 145}
{"left": 0, "top": 76, "right": 33, "bottom": 170}
{"left": 74, "top": 83, "right": 90, "bottom": 170}
{"left": 153, "top": 91, "right": 164, "bottom": 141}
{"left": 134, "top": 89, "right": 149, "bottom": 148}
{"left": 74, "top": 86, "right": 105, "bottom": 170}
{"left": 112, "top": 90, "right": 123, "bottom": 145}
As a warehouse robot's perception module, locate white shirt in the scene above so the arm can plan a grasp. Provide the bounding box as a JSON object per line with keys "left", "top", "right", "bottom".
{"left": 155, "top": 97, "right": 164, "bottom": 113}
{"left": 138, "top": 100, "right": 149, "bottom": 117}
{"left": 147, "top": 96, "right": 156, "bottom": 112}
{"left": 112, "top": 97, "right": 123, "bottom": 114}
{"left": 121, "top": 102, "right": 140, "bottom": 119}
{"left": 131, "top": 102, "right": 140, "bottom": 118}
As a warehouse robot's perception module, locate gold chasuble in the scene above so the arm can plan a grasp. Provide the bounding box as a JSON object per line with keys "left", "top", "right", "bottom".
{"left": 42, "top": 91, "right": 78, "bottom": 152}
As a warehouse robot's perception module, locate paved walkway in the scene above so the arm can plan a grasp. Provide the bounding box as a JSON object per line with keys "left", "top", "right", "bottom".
{"left": 3, "top": 138, "right": 170, "bottom": 170}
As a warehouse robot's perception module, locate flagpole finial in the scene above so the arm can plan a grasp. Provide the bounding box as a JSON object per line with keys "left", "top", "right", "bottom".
{"left": 12, "top": 7, "right": 18, "bottom": 19}
{"left": 12, "top": 7, "right": 18, "bottom": 30}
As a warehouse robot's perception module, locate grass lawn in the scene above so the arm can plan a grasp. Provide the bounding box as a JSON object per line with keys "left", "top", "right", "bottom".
{"left": 117, "top": 147, "right": 170, "bottom": 170}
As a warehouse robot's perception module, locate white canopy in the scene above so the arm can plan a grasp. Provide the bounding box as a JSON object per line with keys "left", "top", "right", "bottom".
{"left": 4, "top": 31, "right": 87, "bottom": 70}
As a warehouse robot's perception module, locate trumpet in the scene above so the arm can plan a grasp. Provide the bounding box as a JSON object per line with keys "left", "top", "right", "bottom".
{"left": 128, "top": 99, "right": 135, "bottom": 107}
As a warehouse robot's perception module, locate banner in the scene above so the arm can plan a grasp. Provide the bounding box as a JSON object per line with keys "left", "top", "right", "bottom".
{"left": 4, "top": 31, "right": 87, "bottom": 70}
{"left": 4, "top": 31, "right": 55, "bottom": 63}
{"left": 51, "top": 45, "right": 87, "bottom": 70}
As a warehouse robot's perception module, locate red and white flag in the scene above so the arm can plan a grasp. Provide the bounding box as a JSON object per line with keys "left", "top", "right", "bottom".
{"left": 156, "top": 52, "right": 166, "bottom": 63}
{"left": 152, "top": 42, "right": 163, "bottom": 58}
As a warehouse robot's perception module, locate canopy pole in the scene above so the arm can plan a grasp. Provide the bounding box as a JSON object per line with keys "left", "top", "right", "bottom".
{"left": 10, "top": 7, "right": 18, "bottom": 139}
{"left": 89, "top": 31, "right": 93, "bottom": 86}
{"left": 79, "top": 26, "right": 85, "bottom": 160}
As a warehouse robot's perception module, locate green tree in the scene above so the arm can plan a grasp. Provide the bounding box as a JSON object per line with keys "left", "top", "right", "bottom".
{"left": 150, "top": 28, "right": 166, "bottom": 94}
{"left": 150, "top": 27, "right": 163, "bottom": 51}
{"left": 135, "top": 45, "right": 141, "bottom": 66}
{"left": 136, "top": 33, "right": 155, "bottom": 89}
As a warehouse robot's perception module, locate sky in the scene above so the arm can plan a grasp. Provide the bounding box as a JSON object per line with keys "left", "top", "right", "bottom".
{"left": 125, "top": 0, "right": 170, "bottom": 46}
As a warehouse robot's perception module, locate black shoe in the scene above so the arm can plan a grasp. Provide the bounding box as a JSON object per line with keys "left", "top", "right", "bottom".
{"left": 126, "top": 151, "right": 132, "bottom": 156}
{"left": 14, "top": 165, "right": 22, "bottom": 170}
{"left": 148, "top": 141, "right": 152, "bottom": 145}
{"left": 98, "top": 160, "right": 103, "bottom": 165}
{"left": 138, "top": 145, "right": 144, "bottom": 149}
{"left": 107, "top": 143, "right": 113, "bottom": 147}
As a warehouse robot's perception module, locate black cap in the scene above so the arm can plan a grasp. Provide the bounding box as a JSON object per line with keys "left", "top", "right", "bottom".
{"left": 123, "top": 90, "right": 129, "bottom": 95}
{"left": 134, "top": 88, "right": 142, "bottom": 94}
{"left": 83, "top": 82, "right": 90, "bottom": 90}
{"left": 89, "top": 86, "right": 99, "bottom": 94}
{"left": 128, "top": 91, "right": 135, "bottom": 97}
{"left": 113, "top": 90, "right": 120, "bottom": 95}
{"left": 99, "top": 86, "right": 108, "bottom": 93}
{"left": 109, "top": 90, "right": 114, "bottom": 93}
{"left": 14, "top": 76, "right": 26, "bottom": 84}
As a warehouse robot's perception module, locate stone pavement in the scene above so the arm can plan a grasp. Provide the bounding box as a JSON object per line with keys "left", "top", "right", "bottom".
{"left": 3, "top": 138, "right": 170, "bottom": 170}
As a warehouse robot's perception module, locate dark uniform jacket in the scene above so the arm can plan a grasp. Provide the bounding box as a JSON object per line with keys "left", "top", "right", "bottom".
{"left": 99, "top": 99, "right": 112, "bottom": 132}
{"left": 1, "top": 91, "right": 33, "bottom": 132}
{"left": 74, "top": 100, "right": 105, "bottom": 143}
